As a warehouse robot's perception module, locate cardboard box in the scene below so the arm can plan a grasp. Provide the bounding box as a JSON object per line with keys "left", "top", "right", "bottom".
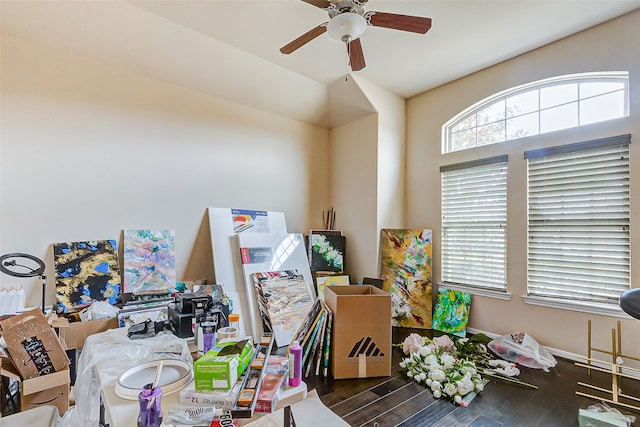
{"left": 193, "top": 354, "right": 239, "bottom": 390}
{"left": 0, "top": 308, "right": 70, "bottom": 379}
{"left": 57, "top": 317, "right": 118, "bottom": 350}
{"left": 324, "top": 285, "right": 392, "bottom": 379}
{"left": 1, "top": 357, "right": 70, "bottom": 416}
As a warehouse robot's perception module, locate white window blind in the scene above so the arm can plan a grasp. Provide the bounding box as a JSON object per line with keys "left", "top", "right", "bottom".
{"left": 526, "top": 134, "right": 631, "bottom": 304}
{"left": 441, "top": 156, "right": 508, "bottom": 291}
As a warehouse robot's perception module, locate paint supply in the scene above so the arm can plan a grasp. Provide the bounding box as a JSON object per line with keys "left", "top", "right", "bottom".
{"left": 288, "top": 340, "right": 302, "bottom": 387}
{"left": 137, "top": 383, "right": 163, "bottom": 427}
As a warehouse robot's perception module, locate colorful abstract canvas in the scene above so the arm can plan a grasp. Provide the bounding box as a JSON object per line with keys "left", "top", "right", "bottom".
{"left": 123, "top": 229, "right": 176, "bottom": 294}
{"left": 53, "top": 240, "right": 121, "bottom": 314}
{"left": 379, "top": 229, "right": 433, "bottom": 328}
{"left": 309, "top": 232, "right": 345, "bottom": 272}
{"left": 432, "top": 288, "right": 473, "bottom": 337}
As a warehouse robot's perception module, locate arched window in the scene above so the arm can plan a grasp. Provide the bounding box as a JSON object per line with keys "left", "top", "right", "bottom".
{"left": 442, "top": 72, "right": 629, "bottom": 154}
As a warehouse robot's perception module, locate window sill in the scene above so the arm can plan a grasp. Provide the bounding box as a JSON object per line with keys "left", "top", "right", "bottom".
{"left": 438, "top": 283, "right": 511, "bottom": 301}
{"left": 522, "top": 295, "right": 632, "bottom": 318}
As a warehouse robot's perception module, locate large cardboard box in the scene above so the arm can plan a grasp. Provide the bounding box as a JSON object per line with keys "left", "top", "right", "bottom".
{"left": 1, "top": 357, "right": 70, "bottom": 416}
{"left": 324, "top": 285, "right": 392, "bottom": 379}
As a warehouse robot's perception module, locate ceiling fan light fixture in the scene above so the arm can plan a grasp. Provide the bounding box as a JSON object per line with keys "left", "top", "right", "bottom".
{"left": 327, "top": 12, "right": 367, "bottom": 43}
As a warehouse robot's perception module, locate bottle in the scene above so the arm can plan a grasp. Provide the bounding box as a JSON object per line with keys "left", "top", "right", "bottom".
{"left": 288, "top": 340, "right": 302, "bottom": 387}
{"left": 137, "top": 383, "right": 163, "bottom": 427}
{"left": 228, "top": 313, "right": 240, "bottom": 335}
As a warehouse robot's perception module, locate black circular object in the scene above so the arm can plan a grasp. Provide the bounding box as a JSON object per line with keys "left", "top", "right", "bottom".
{"left": 619, "top": 288, "right": 640, "bottom": 320}
{"left": 0, "top": 252, "right": 45, "bottom": 278}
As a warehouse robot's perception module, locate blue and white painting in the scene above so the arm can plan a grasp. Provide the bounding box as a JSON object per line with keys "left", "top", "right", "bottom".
{"left": 54, "top": 240, "right": 121, "bottom": 314}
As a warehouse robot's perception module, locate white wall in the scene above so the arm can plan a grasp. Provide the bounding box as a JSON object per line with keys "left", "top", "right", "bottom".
{"left": 406, "top": 10, "right": 640, "bottom": 357}
{"left": 0, "top": 35, "right": 330, "bottom": 307}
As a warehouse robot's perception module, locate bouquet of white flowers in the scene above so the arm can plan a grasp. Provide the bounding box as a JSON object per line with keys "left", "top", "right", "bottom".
{"left": 398, "top": 333, "right": 537, "bottom": 405}
{"left": 399, "top": 334, "right": 485, "bottom": 404}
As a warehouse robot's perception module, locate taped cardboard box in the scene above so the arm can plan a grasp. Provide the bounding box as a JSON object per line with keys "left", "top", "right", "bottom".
{"left": 1, "top": 356, "right": 70, "bottom": 416}
{"left": 0, "top": 308, "right": 69, "bottom": 379}
{"left": 324, "top": 285, "right": 391, "bottom": 379}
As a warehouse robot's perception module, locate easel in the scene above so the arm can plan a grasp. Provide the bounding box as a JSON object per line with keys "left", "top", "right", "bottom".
{"left": 575, "top": 319, "right": 640, "bottom": 411}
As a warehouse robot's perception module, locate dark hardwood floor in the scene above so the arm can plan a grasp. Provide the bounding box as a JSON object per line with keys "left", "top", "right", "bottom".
{"left": 304, "top": 328, "right": 640, "bottom": 427}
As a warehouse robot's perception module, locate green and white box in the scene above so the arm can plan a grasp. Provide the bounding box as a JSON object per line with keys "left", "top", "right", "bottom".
{"left": 194, "top": 354, "right": 239, "bottom": 390}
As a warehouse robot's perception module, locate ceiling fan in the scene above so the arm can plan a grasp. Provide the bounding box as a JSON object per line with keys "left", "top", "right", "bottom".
{"left": 280, "top": 0, "right": 432, "bottom": 72}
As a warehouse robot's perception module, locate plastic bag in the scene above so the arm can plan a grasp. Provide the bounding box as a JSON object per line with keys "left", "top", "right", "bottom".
{"left": 488, "top": 332, "right": 557, "bottom": 372}
{"left": 580, "top": 402, "right": 635, "bottom": 426}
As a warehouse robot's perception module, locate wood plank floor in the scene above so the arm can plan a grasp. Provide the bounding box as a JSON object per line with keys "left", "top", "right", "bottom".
{"left": 305, "top": 328, "right": 640, "bottom": 427}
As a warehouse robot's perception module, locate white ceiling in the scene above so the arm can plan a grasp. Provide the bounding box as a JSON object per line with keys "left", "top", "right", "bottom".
{"left": 2, "top": 0, "right": 640, "bottom": 126}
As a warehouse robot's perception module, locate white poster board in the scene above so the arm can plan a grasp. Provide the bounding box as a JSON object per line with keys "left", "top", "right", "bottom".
{"left": 207, "top": 207, "right": 287, "bottom": 338}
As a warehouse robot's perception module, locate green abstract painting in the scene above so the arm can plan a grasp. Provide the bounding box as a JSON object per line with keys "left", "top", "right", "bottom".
{"left": 432, "top": 288, "right": 472, "bottom": 337}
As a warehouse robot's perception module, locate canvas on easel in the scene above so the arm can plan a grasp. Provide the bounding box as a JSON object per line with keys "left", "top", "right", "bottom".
{"left": 379, "top": 229, "right": 433, "bottom": 328}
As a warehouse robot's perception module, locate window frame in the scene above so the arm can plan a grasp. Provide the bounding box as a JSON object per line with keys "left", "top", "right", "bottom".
{"left": 442, "top": 71, "right": 630, "bottom": 154}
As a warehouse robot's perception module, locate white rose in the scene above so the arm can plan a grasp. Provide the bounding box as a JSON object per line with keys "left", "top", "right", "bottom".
{"left": 433, "top": 390, "right": 442, "bottom": 399}
{"left": 419, "top": 345, "right": 432, "bottom": 356}
{"left": 444, "top": 383, "right": 458, "bottom": 396}
{"left": 454, "top": 395, "right": 463, "bottom": 404}
{"left": 430, "top": 380, "right": 442, "bottom": 391}
{"left": 431, "top": 369, "right": 446, "bottom": 382}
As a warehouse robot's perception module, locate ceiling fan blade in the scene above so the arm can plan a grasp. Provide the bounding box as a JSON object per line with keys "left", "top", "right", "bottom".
{"left": 348, "top": 38, "right": 366, "bottom": 71}
{"left": 280, "top": 24, "right": 328, "bottom": 54}
{"left": 366, "top": 11, "right": 432, "bottom": 34}
{"left": 301, "top": 0, "right": 332, "bottom": 8}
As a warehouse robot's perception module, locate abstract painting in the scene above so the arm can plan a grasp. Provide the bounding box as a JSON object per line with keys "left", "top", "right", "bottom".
{"left": 309, "top": 232, "right": 345, "bottom": 272}
{"left": 432, "top": 288, "right": 473, "bottom": 337}
{"left": 252, "top": 270, "right": 314, "bottom": 347}
{"left": 379, "top": 229, "right": 433, "bottom": 328}
{"left": 123, "top": 229, "right": 175, "bottom": 294}
{"left": 53, "top": 240, "right": 121, "bottom": 314}
{"left": 315, "top": 274, "right": 350, "bottom": 300}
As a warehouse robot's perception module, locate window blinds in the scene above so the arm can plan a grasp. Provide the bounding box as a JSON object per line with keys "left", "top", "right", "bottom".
{"left": 441, "top": 156, "right": 508, "bottom": 291}
{"left": 525, "top": 135, "right": 631, "bottom": 304}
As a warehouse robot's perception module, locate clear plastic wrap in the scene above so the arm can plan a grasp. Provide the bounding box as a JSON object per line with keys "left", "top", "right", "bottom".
{"left": 58, "top": 328, "right": 192, "bottom": 427}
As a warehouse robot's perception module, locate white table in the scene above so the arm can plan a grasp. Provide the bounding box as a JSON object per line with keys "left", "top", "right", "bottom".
{"left": 85, "top": 329, "right": 306, "bottom": 426}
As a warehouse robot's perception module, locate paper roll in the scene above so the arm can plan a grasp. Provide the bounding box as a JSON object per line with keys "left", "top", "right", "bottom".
{"left": 217, "top": 327, "right": 239, "bottom": 341}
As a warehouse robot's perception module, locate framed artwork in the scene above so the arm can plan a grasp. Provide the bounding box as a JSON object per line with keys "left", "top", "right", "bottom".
{"left": 123, "top": 229, "right": 175, "bottom": 294}
{"left": 309, "top": 232, "right": 345, "bottom": 272}
{"left": 53, "top": 239, "right": 121, "bottom": 314}
{"left": 379, "top": 229, "right": 433, "bottom": 328}
{"left": 432, "top": 288, "right": 473, "bottom": 337}
{"left": 315, "top": 274, "right": 350, "bottom": 300}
